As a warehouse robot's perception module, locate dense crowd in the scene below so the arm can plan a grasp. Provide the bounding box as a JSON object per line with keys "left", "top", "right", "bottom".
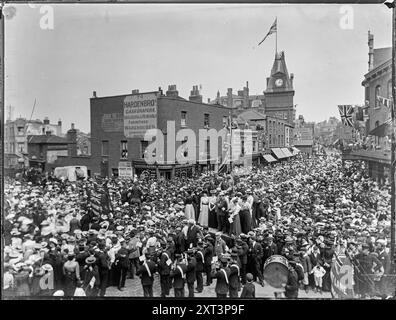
{"left": 3, "top": 152, "right": 395, "bottom": 299}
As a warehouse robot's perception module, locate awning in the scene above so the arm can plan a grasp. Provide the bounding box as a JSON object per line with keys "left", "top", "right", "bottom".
{"left": 271, "top": 148, "right": 287, "bottom": 159}
{"left": 291, "top": 146, "right": 301, "bottom": 155}
{"left": 281, "top": 148, "right": 293, "bottom": 157}
{"left": 262, "top": 154, "right": 277, "bottom": 163}
{"left": 369, "top": 119, "right": 391, "bottom": 137}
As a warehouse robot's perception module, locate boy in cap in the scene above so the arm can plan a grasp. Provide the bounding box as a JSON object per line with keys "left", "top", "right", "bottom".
{"left": 240, "top": 273, "right": 255, "bottom": 298}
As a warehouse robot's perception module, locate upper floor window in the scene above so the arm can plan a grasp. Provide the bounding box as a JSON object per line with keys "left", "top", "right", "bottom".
{"left": 141, "top": 140, "right": 149, "bottom": 158}
{"left": 375, "top": 85, "right": 381, "bottom": 109}
{"left": 17, "top": 126, "right": 24, "bottom": 135}
{"left": 121, "top": 140, "right": 128, "bottom": 159}
{"left": 181, "top": 111, "right": 187, "bottom": 127}
{"left": 101, "top": 140, "right": 109, "bottom": 156}
{"left": 387, "top": 80, "right": 392, "bottom": 99}
{"left": 204, "top": 114, "right": 210, "bottom": 127}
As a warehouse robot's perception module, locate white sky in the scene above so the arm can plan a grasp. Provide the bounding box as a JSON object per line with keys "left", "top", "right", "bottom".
{"left": 4, "top": 3, "right": 393, "bottom": 133}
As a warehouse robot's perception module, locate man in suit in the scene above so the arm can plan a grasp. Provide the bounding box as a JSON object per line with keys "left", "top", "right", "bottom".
{"left": 203, "top": 237, "right": 214, "bottom": 286}
{"left": 157, "top": 242, "right": 172, "bottom": 297}
{"left": 136, "top": 253, "right": 157, "bottom": 297}
{"left": 186, "top": 249, "right": 197, "bottom": 297}
{"left": 170, "top": 254, "right": 187, "bottom": 297}
{"left": 211, "top": 255, "right": 231, "bottom": 298}
{"left": 114, "top": 245, "right": 129, "bottom": 291}
{"left": 95, "top": 243, "right": 110, "bottom": 297}
{"left": 229, "top": 252, "right": 241, "bottom": 298}
{"left": 195, "top": 240, "right": 205, "bottom": 293}
{"left": 237, "top": 235, "right": 249, "bottom": 285}
{"left": 186, "top": 219, "right": 201, "bottom": 249}
{"left": 249, "top": 235, "right": 264, "bottom": 287}
{"left": 376, "top": 239, "right": 391, "bottom": 296}
{"left": 216, "top": 194, "right": 229, "bottom": 233}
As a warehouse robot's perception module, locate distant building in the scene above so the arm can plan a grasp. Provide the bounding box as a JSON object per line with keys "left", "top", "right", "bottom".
{"left": 4, "top": 117, "right": 62, "bottom": 170}
{"left": 293, "top": 115, "right": 314, "bottom": 155}
{"left": 314, "top": 117, "right": 340, "bottom": 145}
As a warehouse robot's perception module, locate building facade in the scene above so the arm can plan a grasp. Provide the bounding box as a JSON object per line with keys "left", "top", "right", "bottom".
{"left": 4, "top": 117, "right": 62, "bottom": 170}
{"left": 342, "top": 31, "right": 392, "bottom": 184}
{"left": 90, "top": 86, "right": 231, "bottom": 179}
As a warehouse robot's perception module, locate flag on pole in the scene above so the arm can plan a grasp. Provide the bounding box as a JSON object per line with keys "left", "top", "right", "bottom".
{"left": 258, "top": 18, "right": 277, "bottom": 46}
{"left": 338, "top": 105, "right": 354, "bottom": 127}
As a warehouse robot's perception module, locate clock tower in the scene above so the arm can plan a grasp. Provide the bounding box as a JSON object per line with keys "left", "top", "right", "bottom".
{"left": 264, "top": 51, "right": 295, "bottom": 126}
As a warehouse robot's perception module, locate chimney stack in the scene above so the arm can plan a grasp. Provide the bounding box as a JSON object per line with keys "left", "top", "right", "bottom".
{"left": 189, "top": 85, "right": 203, "bottom": 103}
{"left": 166, "top": 85, "right": 179, "bottom": 97}
{"left": 43, "top": 117, "right": 50, "bottom": 125}
{"left": 67, "top": 123, "right": 77, "bottom": 157}
{"left": 207, "top": 98, "right": 210, "bottom": 103}
{"left": 368, "top": 31, "right": 374, "bottom": 71}
{"left": 158, "top": 87, "right": 163, "bottom": 96}
{"left": 45, "top": 130, "right": 51, "bottom": 136}
{"left": 132, "top": 89, "right": 139, "bottom": 94}
{"left": 58, "top": 119, "right": 62, "bottom": 127}
{"left": 227, "top": 88, "right": 233, "bottom": 108}
{"left": 93, "top": 91, "right": 97, "bottom": 98}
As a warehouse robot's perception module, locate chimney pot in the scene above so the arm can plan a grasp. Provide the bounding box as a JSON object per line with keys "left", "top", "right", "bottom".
{"left": 93, "top": 91, "right": 97, "bottom": 98}
{"left": 71, "top": 123, "right": 75, "bottom": 130}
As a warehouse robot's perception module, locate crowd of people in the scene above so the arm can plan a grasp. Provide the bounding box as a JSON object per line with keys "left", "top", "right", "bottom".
{"left": 3, "top": 152, "right": 395, "bottom": 299}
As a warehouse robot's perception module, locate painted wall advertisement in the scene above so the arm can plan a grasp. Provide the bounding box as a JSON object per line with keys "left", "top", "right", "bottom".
{"left": 124, "top": 93, "right": 157, "bottom": 138}
{"left": 102, "top": 113, "right": 123, "bottom": 132}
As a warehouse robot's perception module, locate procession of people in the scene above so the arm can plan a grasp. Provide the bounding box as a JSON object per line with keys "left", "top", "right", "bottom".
{"left": 3, "top": 151, "right": 395, "bottom": 299}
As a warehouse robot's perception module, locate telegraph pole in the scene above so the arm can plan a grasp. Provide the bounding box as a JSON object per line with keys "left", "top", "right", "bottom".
{"left": 390, "top": 2, "right": 395, "bottom": 266}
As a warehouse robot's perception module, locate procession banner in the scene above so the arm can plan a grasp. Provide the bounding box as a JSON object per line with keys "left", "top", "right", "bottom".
{"left": 124, "top": 92, "right": 158, "bottom": 138}
{"left": 330, "top": 253, "right": 354, "bottom": 299}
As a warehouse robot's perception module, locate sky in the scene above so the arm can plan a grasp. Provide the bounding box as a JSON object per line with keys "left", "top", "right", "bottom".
{"left": 4, "top": 3, "right": 393, "bottom": 133}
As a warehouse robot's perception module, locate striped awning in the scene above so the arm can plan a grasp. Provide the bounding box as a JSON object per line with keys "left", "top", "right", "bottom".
{"left": 271, "top": 148, "right": 287, "bottom": 159}
{"left": 263, "top": 154, "right": 277, "bottom": 163}
{"left": 281, "top": 148, "right": 293, "bottom": 157}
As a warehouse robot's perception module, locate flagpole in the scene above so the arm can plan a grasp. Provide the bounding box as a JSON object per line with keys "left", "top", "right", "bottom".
{"left": 275, "top": 17, "right": 278, "bottom": 55}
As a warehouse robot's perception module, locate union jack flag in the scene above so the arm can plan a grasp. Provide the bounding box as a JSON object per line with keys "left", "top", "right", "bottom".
{"left": 338, "top": 105, "right": 354, "bottom": 127}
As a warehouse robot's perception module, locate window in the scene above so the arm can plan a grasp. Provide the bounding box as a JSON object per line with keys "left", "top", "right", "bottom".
{"left": 241, "top": 140, "right": 245, "bottom": 155}
{"left": 222, "top": 116, "right": 228, "bottom": 127}
{"left": 375, "top": 85, "right": 381, "bottom": 108}
{"left": 253, "top": 140, "right": 257, "bottom": 152}
{"left": 278, "top": 135, "right": 281, "bottom": 145}
{"left": 121, "top": 140, "right": 128, "bottom": 159}
{"left": 18, "top": 143, "right": 24, "bottom": 153}
{"left": 365, "top": 86, "right": 370, "bottom": 103}
{"left": 17, "top": 126, "right": 24, "bottom": 135}
{"left": 269, "top": 134, "right": 272, "bottom": 146}
{"left": 205, "top": 139, "right": 210, "bottom": 157}
{"left": 204, "top": 113, "right": 210, "bottom": 127}
{"left": 387, "top": 80, "right": 392, "bottom": 99}
{"left": 181, "top": 111, "right": 187, "bottom": 127}
{"left": 101, "top": 140, "right": 109, "bottom": 156}
{"left": 141, "top": 140, "right": 148, "bottom": 158}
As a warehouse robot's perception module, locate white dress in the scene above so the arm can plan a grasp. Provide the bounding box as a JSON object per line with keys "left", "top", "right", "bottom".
{"left": 198, "top": 196, "right": 209, "bottom": 227}
{"left": 185, "top": 204, "right": 195, "bottom": 221}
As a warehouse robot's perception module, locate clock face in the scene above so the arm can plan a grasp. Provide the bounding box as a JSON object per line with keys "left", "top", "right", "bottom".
{"left": 275, "top": 78, "right": 284, "bottom": 87}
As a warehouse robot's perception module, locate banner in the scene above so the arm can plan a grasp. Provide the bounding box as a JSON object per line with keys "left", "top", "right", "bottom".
{"left": 124, "top": 92, "right": 157, "bottom": 138}
{"left": 330, "top": 253, "right": 355, "bottom": 299}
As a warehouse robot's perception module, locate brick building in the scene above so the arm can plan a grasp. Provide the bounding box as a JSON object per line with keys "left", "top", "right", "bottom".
{"left": 90, "top": 86, "right": 231, "bottom": 179}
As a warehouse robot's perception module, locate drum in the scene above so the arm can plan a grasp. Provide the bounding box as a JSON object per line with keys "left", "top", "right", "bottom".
{"left": 263, "top": 255, "right": 289, "bottom": 289}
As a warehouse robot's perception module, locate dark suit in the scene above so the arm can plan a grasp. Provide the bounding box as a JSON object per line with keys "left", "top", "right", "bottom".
{"left": 186, "top": 257, "right": 197, "bottom": 297}
{"left": 170, "top": 263, "right": 187, "bottom": 297}
{"left": 203, "top": 244, "right": 214, "bottom": 285}
{"left": 249, "top": 242, "right": 264, "bottom": 282}
{"left": 240, "top": 282, "right": 255, "bottom": 298}
{"left": 136, "top": 260, "right": 157, "bottom": 297}
{"left": 195, "top": 250, "right": 204, "bottom": 292}
{"left": 238, "top": 242, "right": 249, "bottom": 284}
{"left": 229, "top": 263, "right": 241, "bottom": 298}
{"left": 211, "top": 267, "right": 231, "bottom": 298}
{"left": 95, "top": 250, "right": 109, "bottom": 297}
{"left": 186, "top": 225, "right": 200, "bottom": 249}
{"left": 158, "top": 251, "right": 172, "bottom": 297}
{"left": 216, "top": 197, "right": 228, "bottom": 233}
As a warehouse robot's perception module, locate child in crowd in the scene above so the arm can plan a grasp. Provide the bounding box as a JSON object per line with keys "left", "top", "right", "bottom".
{"left": 240, "top": 273, "right": 255, "bottom": 298}
{"left": 312, "top": 264, "right": 326, "bottom": 294}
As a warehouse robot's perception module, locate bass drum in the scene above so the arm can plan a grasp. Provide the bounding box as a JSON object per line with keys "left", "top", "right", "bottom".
{"left": 263, "top": 255, "right": 289, "bottom": 288}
